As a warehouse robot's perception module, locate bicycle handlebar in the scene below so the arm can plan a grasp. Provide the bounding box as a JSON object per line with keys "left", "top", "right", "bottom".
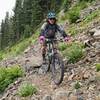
{"left": 45, "top": 38, "right": 64, "bottom": 42}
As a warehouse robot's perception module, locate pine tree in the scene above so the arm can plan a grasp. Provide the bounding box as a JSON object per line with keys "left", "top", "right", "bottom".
{"left": 31, "top": 0, "right": 43, "bottom": 29}
{"left": 22, "top": 0, "right": 33, "bottom": 37}
{"left": 0, "top": 12, "right": 10, "bottom": 49}
{"left": 0, "top": 20, "right": 5, "bottom": 49}
{"left": 13, "top": 0, "right": 23, "bottom": 41}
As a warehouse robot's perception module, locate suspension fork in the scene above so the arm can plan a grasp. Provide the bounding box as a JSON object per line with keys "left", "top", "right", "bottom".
{"left": 48, "top": 42, "right": 54, "bottom": 63}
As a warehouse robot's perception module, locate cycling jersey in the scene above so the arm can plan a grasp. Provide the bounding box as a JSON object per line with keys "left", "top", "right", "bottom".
{"left": 40, "top": 22, "right": 68, "bottom": 39}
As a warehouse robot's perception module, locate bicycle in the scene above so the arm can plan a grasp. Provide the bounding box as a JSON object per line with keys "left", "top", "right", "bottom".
{"left": 43, "top": 38, "right": 64, "bottom": 85}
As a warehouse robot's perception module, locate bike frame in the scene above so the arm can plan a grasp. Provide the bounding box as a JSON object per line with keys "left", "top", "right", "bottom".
{"left": 46, "top": 39, "right": 56, "bottom": 63}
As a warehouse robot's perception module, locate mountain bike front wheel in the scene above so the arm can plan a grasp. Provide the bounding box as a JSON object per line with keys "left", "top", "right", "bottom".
{"left": 51, "top": 53, "right": 64, "bottom": 85}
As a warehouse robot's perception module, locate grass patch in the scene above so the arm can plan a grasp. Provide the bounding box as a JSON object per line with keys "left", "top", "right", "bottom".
{"left": 18, "top": 82, "right": 38, "bottom": 97}
{"left": 0, "top": 38, "right": 31, "bottom": 59}
{"left": 0, "top": 31, "right": 39, "bottom": 60}
{"left": 83, "top": 10, "right": 100, "bottom": 23}
{"left": 74, "top": 81, "right": 81, "bottom": 89}
{"left": 67, "top": 25, "right": 78, "bottom": 36}
{"left": 96, "top": 63, "right": 100, "bottom": 72}
{"left": 58, "top": 42, "right": 67, "bottom": 51}
{"left": 63, "top": 0, "right": 97, "bottom": 24}
{"left": 64, "top": 0, "right": 89, "bottom": 23}
{"left": 62, "top": 42, "right": 84, "bottom": 63}
{"left": 68, "top": 7, "right": 80, "bottom": 23}
{"left": 77, "top": 1, "right": 88, "bottom": 9}
{"left": 0, "top": 65, "right": 24, "bottom": 93}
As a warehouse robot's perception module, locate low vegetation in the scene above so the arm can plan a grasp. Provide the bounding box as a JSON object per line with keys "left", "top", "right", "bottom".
{"left": 0, "top": 31, "right": 39, "bottom": 61}
{"left": 58, "top": 42, "right": 67, "bottom": 51}
{"left": 68, "top": 7, "right": 80, "bottom": 23}
{"left": 17, "top": 82, "right": 38, "bottom": 97}
{"left": 83, "top": 10, "right": 100, "bottom": 23}
{"left": 74, "top": 81, "right": 81, "bottom": 89}
{"left": 59, "top": 42, "right": 84, "bottom": 63}
{"left": 0, "top": 65, "right": 24, "bottom": 93}
{"left": 96, "top": 63, "right": 100, "bottom": 72}
{"left": 64, "top": 0, "right": 90, "bottom": 23}
{"left": 67, "top": 25, "right": 78, "bottom": 36}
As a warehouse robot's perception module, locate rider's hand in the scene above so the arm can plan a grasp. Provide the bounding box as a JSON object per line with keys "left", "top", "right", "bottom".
{"left": 64, "top": 36, "right": 72, "bottom": 45}
{"left": 64, "top": 36, "right": 70, "bottom": 42}
{"left": 39, "top": 36, "right": 45, "bottom": 44}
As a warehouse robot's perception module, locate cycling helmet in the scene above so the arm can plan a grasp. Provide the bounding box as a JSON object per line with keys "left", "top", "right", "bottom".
{"left": 47, "top": 12, "right": 56, "bottom": 19}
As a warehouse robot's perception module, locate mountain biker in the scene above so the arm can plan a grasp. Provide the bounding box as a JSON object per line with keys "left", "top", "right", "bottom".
{"left": 39, "top": 11, "right": 70, "bottom": 63}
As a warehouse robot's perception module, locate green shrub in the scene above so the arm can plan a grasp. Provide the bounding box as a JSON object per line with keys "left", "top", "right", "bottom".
{"left": 84, "top": 11, "right": 98, "bottom": 23}
{"left": 74, "top": 81, "right": 81, "bottom": 89}
{"left": 0, "top": 68, "right": 7, "bottom": 82}
{"left": 0, "top": 65, "right": 23, "bottom": 93}
{"left": 58, "top": 42, "right": 67, "bottom": 51}
{"left": 63, "top": 42, "right": 84, "bottom": 63}
{"left": 12, "top": 40, "right": 30, "bottom": 55}
{"left": 67, "top": 0, "right": 94, "bottom": 23}
{"left": 96, "top": 63, "right": 100, "bottom": 72}
{"left": 68, "top": 8, "right": 80, "bottom": 23}
{"left": 18, "top": 82, "right": 38, "bottom": 97}
{"left": 77, "top": 1, "right": 88, "bottom": 9}
{"left": 7, "top": 66, "right": 24, "bottom": 79}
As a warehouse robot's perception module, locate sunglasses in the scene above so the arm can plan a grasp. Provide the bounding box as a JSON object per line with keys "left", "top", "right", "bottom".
{"left": 49, "top": 18, "right": 55, "bottom": 20}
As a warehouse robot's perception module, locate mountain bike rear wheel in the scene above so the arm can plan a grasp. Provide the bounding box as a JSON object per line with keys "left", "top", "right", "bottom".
{"left": 51, "top": 53, "right": 64, "bottom": 85}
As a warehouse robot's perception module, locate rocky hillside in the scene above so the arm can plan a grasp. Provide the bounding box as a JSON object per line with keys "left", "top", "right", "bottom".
{"left": 0, "top": 22, "right": 100, "bottom": 100}
{"left": 0, "top": 0, "right": 100, "bottom": 100}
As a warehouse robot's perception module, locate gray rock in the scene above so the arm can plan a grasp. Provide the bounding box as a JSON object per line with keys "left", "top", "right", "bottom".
{"left": 93, "top": 30, "right": 100, "bottom": 38}
{"left": 77, "top": 96, "right": 84, "bottom": 100}
{"left": 68, "top": 95, "right": 77, "bottom": 100}
{"left": 88, "top": 84, "right": 96, "bottom": 91}
{"left": 31, "top": 96, "right": 38, "bottom": 100}
{"left": 38, "top": 65, "right": 47, "bottom": 75}
{"left": 84, "top": 40, "right": 92, "bottom": 47}
{"left": 76, "top": 19, "right": 82, "bottom": 23}
{"left": 89, "top": 76, "right": 96, "bottom": 83}
{"left": 83, "top": 71, "right": 91, "bottom": 79}
{"left": 42, "top": 95, "right": 52, "bottom": 100}
{"left": 54, "top": 90, "right": 69, "bottom": 100}
{"left": 93, "top": 42, "right": 100, "bottom": 49}
{"left": 24, "top": 46, "right": 31, "bottom": 54}
{"left": 88, "top": 28, "right": 96, "bottom": 36}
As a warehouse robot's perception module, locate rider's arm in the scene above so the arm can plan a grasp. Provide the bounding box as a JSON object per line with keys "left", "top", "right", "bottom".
{"left": 56, "top": 24, "right": 68, "bottom": 38}
{"left": 40, "top": 22, "right": 47, "bottom": 36}
{"left": 39, "top": 23, "right": 47, "bottom": 43}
